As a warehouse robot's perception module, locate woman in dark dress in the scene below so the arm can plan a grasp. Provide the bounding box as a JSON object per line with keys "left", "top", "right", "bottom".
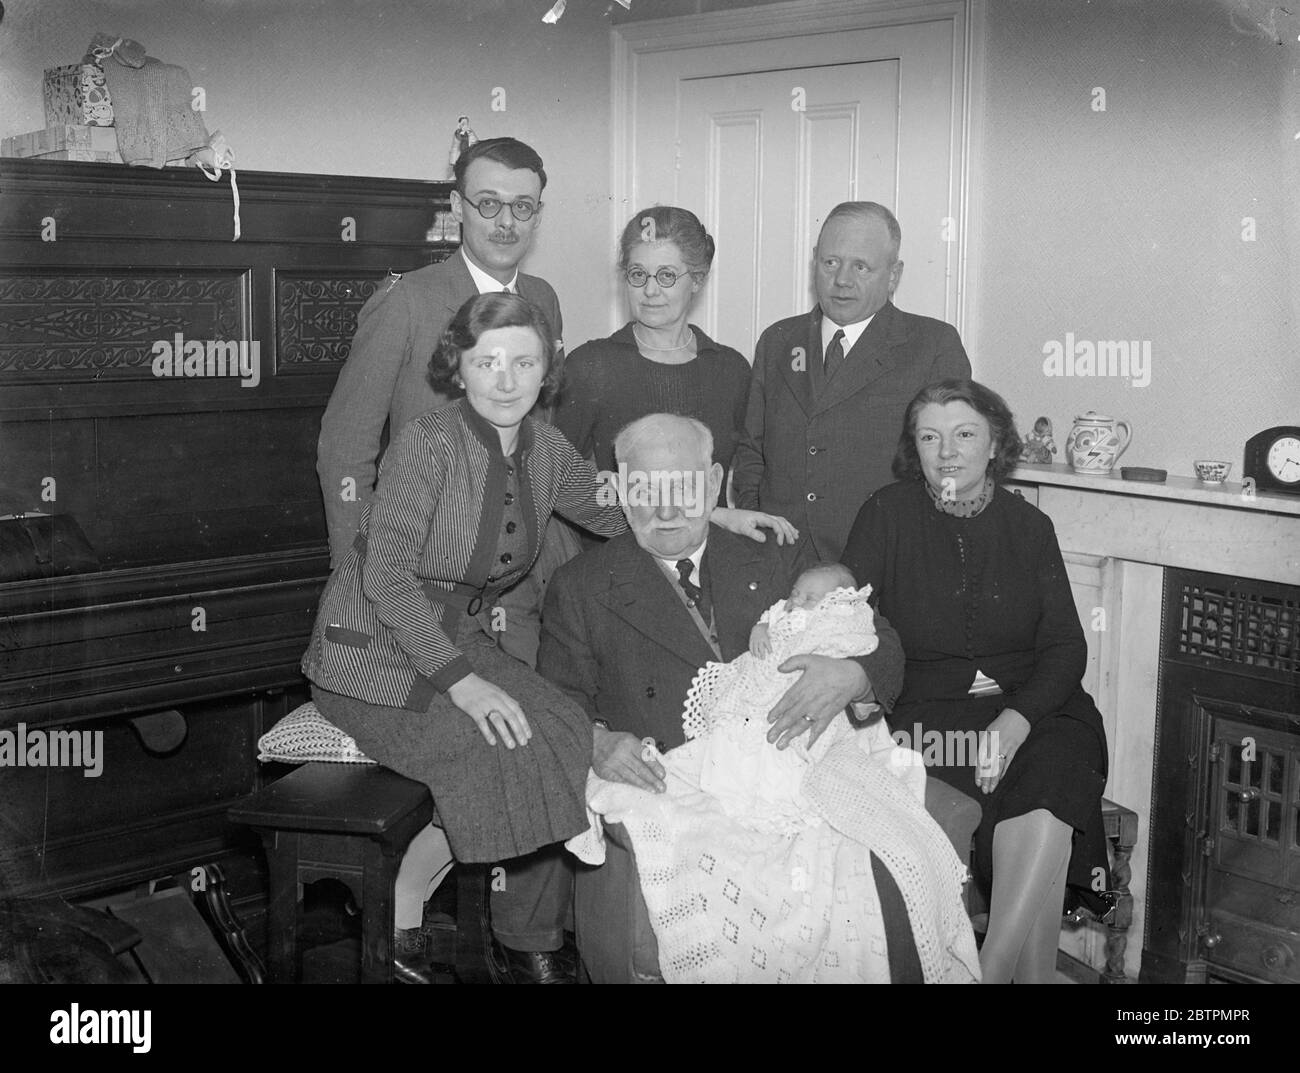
{"left": 554, "top": 206, "right": 751, "bottom": 501}
{"left": 841, "top": 379, "right": 1109, "bottom": 984}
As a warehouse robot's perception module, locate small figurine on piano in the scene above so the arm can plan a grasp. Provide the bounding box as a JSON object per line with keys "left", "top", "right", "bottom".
{"left": 448, "top": 115, "right": 478, "bottom": 174}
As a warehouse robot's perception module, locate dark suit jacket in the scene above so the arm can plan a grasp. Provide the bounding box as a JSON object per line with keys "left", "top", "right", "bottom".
{"left": 316, "top": 251, "right": 563, "bottom": 566}
{"left": 731, "top": 301, "right": 969, "bottom": 561}
{"left": 538, "top": 524, "right": 904, "bottom": 749}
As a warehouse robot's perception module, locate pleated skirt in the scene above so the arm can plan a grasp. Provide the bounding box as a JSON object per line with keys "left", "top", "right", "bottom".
{"left": 313, "top": 623, "right": 592, "bottom": 864}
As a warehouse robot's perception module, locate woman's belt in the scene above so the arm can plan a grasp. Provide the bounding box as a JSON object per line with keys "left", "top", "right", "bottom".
{"left": 351, "top": 531, "right": 495, "bottom": 616}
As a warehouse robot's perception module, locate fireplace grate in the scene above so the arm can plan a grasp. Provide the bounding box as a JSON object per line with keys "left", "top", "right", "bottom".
{"left": 1173, "top": 574, "right": 1299, "bottom": 678}
{"left": 1147, "top": 569, "right": 1300, "bottom": 984}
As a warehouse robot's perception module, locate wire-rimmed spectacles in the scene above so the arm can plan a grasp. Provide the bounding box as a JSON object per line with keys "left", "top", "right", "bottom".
{"left": 625, "top": 266, "right": 695, "bottom": 289}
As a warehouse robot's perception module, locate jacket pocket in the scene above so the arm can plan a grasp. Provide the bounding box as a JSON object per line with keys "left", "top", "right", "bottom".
{"left": 325, "top": 624, "right": 372, "bottom": 649}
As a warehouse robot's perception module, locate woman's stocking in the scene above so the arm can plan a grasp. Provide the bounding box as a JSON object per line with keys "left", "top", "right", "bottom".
{"left": 394, "top": 823, "right": 454, "bottom": 930}
{"left": 979, "top": 808, "right": 1071, "bottom": 983}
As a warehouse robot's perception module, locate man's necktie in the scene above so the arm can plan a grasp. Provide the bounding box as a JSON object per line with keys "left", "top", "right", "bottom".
{"left": 501, "top": 284, "right": 514, "bottom": 295}
{"left": 824, "top": 328, "right": 845, "bottom": 371}
{"left": 675, "top": 558, "right": 705, "bottom": 613}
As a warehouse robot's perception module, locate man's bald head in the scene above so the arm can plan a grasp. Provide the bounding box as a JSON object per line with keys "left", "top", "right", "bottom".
{"left": 611, "top": 413, "right": 723, "bottom": 560}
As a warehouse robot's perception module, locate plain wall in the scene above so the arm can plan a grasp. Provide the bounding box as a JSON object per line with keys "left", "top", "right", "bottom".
{"left": 3, "top": 0, "right": 1296, "bottom": 474}
{"left": 0, "top": 0, "right": 620, "bottom": 350}
{"left": 970, "top": 0, "right": 1298, "bottom": 476}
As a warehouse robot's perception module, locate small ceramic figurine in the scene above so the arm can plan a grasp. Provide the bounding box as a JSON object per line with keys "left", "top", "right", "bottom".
{"left": 1020, "top": 416, "right": 1057, "bottom": 464}
{"left": 448, "top": 115, "right": 478, "bottom": 173}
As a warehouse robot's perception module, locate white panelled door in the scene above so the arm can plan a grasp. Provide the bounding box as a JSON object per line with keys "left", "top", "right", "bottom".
{"left": 621, "top": 12, "right": 964, "bottom": 359}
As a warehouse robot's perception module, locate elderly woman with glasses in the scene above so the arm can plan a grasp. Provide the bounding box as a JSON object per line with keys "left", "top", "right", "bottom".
{"left": 554, "top": 206, "right": 755, "bottom": 505}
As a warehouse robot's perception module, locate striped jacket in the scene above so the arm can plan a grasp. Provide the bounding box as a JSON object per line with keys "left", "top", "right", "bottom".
{"left": 302, "top": 399, "right": 626, "bottom": 711}
{"left": 316, "top": 253, "right": 563, "bottom": 567}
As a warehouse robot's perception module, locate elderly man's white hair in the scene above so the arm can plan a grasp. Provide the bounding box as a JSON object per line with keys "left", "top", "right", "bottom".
{"left": 612, "top": 413, "right": 714, "bottom": 470}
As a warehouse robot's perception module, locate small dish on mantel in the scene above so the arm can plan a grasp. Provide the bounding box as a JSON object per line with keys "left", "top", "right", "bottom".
{"left": 1193, "top": 460, "right": 1231, "bottom": 483}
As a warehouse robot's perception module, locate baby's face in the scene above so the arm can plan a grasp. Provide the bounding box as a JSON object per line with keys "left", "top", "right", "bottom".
{"left": 787, "top": 573, "right": 839, "bottom": 610}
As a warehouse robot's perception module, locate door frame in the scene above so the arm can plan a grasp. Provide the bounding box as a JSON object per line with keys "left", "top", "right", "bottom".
{"left": 609, "top": 0, "right": 986, "bottom": 358}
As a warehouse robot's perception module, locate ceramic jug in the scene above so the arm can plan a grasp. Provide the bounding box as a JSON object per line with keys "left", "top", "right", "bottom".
{"left": 1066, "top": 411, "right": 1132, "bottom": 473}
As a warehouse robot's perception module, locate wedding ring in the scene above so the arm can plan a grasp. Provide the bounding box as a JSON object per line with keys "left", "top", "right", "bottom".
{"left": 996, "top": 753, "right": 1007, "bottom": 759}
{"left": 802, "top": 715, "right": 814, "bottom": 722}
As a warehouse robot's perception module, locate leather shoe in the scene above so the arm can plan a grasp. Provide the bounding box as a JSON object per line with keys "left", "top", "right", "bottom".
{"left": 393, "top": 927, "right": 437, "bottom": 985}
{"left": 493, "top": 940, "right": 576, "bottom": 984}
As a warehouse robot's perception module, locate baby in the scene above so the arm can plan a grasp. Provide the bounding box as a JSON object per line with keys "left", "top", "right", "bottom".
{"left": 749, "top": 562, "right": 864, "bottom": 660}
{"left": 682, "top": 562, "right": 879, "bottom": 834}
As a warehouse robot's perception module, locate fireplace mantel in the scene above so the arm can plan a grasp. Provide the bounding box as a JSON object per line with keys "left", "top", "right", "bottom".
{"left": 1007, "top": 463, "right": 1299, "bottom": 586}
{"left": 1004, "top": 463, "right": 1299, "bottom": 981}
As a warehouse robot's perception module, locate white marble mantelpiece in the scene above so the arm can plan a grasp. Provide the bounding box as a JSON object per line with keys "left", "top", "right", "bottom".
{"left": 1007, "top": 464, "right": 1300, "bottom": 585}
{"left": 1011, "top": 463, "right": 1300, "bottom": 517}
{"left": 1003, "top": 464, "right": 1299, "bottom": 981}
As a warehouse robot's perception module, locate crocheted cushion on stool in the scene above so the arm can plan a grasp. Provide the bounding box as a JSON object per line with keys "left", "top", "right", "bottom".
{"left": 257, "top": 702, "right": 376, "bottom": 765}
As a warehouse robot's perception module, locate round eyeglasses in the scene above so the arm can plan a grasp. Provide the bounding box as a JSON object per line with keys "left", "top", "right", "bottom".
{"left": 460, "top": 195, "right": 541, "bottom": 221}
{"left": 624, "top": 266, "right": 695, "bottom": 289}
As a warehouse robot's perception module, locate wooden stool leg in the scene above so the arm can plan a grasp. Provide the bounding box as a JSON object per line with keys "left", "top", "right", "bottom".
{"left": 360, "top": 839, "right": 398, "bottom": 985}
{"left": 1103, "top": 814, "right": 1137, "bottom": 985}
{"left": 263, "top": 830, "right": 302, "bottom": 984}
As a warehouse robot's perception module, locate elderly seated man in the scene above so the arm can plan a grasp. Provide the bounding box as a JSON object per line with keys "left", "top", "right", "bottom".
{"left": 539, "top": 413, "right": 980, "bottom": 983}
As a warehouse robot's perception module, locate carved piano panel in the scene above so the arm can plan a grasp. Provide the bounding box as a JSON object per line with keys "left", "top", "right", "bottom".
{"left": 0, "top": 159, "right": 455, "bottom": 900}
{"left": 275, "top": 270, "right": 388, "bottom": 372}
{"left": 0, "top": 269, "right": 249, "bottom": 381}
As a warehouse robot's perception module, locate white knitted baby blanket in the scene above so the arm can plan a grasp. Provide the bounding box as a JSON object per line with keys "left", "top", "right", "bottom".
{"left": 568, "top": 718, "right": 980, "bottom": 984}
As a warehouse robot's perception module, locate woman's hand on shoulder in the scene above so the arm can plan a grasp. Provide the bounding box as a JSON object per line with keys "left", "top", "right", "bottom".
{"left": 712, "top": 507, "right": 799, "bottom": 546}
{"left": 976, "top": 708, "right": 1031, "bottom": 794}
{"left": 447, "top": 673, "right": 532, "bottom": 749}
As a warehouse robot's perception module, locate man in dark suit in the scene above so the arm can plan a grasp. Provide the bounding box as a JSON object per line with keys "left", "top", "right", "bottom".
{"left": 539, "top": 414, "right": 923, "bottom": 981}
{"left": 731, "top": 202, "right": 971, "bottom": 561}
{"left": 541, "top": 413, "right": 902, "bottom": 769}
{"left": 315, "top": 137, "right": 572, "bottom": 984}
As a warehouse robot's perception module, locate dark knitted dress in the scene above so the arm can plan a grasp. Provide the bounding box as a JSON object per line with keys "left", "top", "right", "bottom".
{"left": 841, "top": 480, "right": 1110, "bottom": 909}
{"left": 553, "top": 322, "right": 751, "bottom": 497}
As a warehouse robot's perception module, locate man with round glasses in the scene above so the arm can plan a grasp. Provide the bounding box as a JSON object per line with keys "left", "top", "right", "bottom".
{"left": 462, "top": 194, "right": 541, "bottom": 222}
{"left": 316, "top": 136, "right": 576, "bottom": 984}
{"left": 319, "top": 138, "right": 561, "bottom": 572}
